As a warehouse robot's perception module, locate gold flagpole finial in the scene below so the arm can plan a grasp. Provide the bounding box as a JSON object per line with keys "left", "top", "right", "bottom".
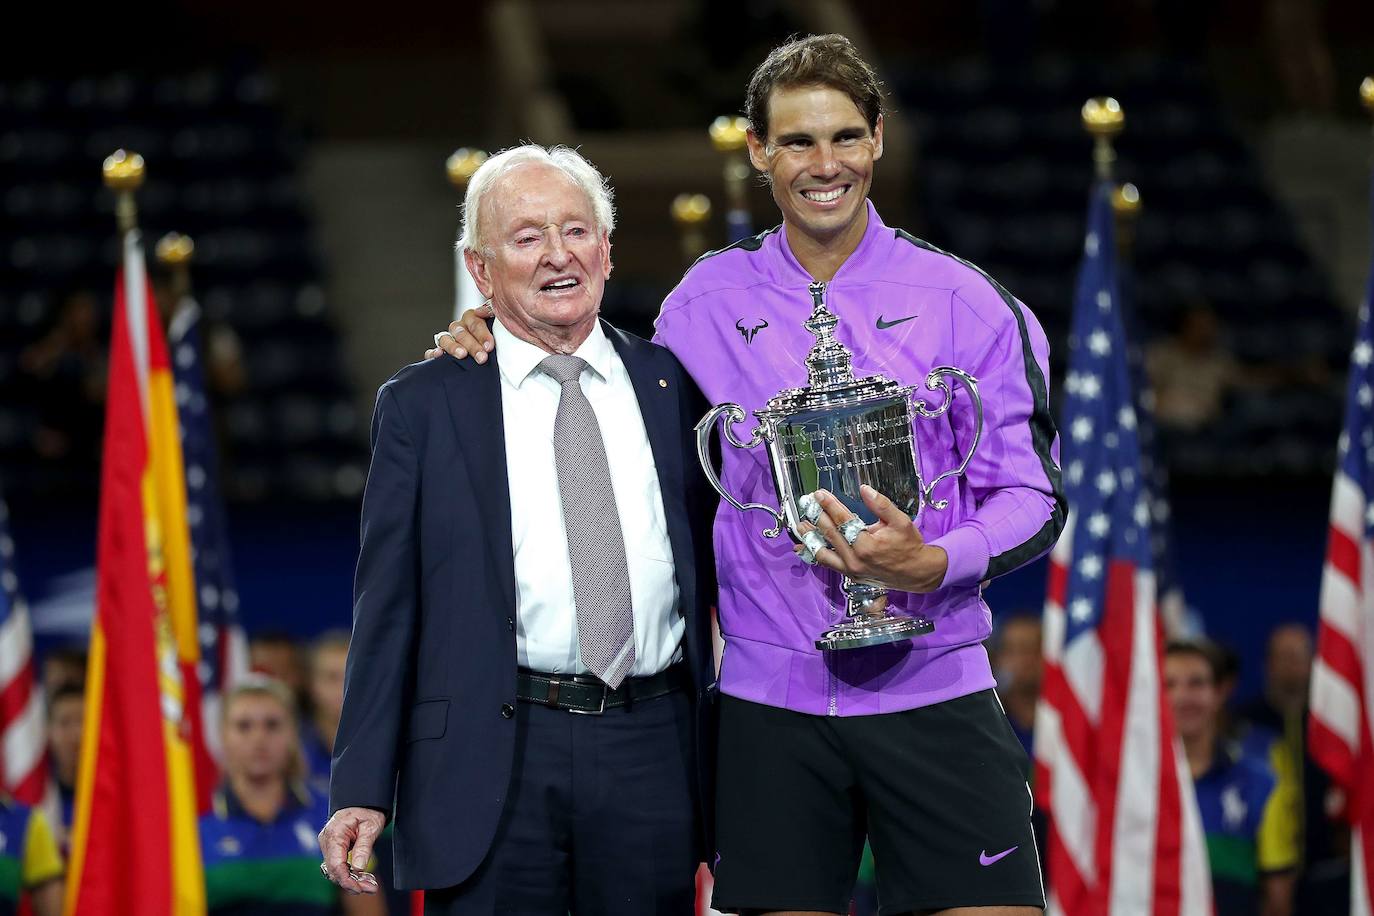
{"left": 1360, "top": 76, "right": 1374, "bottom": 113}
{"left": 155, "top": 232, "right": 194, "bottom": 266}
{"left": 671, "top": 193, "right": 712, "bottom": 226}
{"left": 446, "top": 148, "right": 489, "bottom": 189}
{"left": 156, "top": 232, "right": 195, "bottom": 301}
{"left": 1112, "top": 183, "right": 1141, "bottom": 257}
{"left": 1111, "top": 182, "right": 1141, "bottom": 219}
{"left": 1082, "top": 97, "right": 1123, "bottom": 181}
{"left": 671, "top": 193, "right": 712, "bottom": 264}
{"left": 103, "top": 149, "right": 145, "bottom": 235}
{"left": 709, "top": 116, "right": 749, "bottom": 153}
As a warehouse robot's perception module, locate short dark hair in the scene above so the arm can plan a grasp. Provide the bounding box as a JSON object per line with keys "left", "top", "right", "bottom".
{"left": 745, "top": 34, "right": 885, "bottom": 138}
{"left": 1164, "top": 639, "right": 1223, "bottom": 683}
{"left": 47, "top": 683, "right": 85, "bottom": 717}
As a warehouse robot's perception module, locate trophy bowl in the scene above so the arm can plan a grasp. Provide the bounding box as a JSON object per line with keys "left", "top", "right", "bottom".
{"left": 696, "top": 281, "right": 982, "bottom": 651}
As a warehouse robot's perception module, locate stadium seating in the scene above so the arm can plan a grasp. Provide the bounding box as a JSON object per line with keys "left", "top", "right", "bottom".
{"left": 0, "top": 64, "right": 365, "bottom": 503}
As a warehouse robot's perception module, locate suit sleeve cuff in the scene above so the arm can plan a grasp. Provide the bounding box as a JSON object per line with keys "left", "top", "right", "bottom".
{"left": 927, "top": 525, "right": 991, "bottom": 588}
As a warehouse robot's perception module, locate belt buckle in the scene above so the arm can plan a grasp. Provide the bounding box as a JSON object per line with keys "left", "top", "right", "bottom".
{"left": 568, "top": 680, "right": 608, "bottom": 715}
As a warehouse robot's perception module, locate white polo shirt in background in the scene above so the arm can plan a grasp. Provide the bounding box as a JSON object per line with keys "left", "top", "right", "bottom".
{"left": 492, "top": 315, "right": 683, "bottom": 677}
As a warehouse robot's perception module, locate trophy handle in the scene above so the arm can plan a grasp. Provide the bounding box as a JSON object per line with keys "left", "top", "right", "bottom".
{"left": 912, "top": 367, "right": 984, "bottom": 510}
{"left": 695, "top": 404, "right": 785, "bottom": 538}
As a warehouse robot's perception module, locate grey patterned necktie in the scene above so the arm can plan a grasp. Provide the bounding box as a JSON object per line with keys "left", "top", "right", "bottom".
{"left": 539, "top": 354, "right": 636, "bottom": 688}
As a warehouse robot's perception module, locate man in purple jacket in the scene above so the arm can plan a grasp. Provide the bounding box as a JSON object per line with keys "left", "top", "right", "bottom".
{"left": 431, "top": 33, "right": 1061, "bottom": 916}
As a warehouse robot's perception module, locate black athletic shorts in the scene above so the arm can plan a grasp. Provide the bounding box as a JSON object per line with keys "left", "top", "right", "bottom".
{"left": 710, "top": 689, "right": 1045, "bottom": 915}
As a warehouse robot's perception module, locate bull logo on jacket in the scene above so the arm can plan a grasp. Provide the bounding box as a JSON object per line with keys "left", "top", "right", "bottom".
{"left": 735, "top": 318, "right": 769, "bottom": 344}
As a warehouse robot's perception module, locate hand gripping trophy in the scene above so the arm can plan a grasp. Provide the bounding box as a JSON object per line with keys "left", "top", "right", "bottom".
{"left": 696, "top": 282, "right": 984, "bottom": 650}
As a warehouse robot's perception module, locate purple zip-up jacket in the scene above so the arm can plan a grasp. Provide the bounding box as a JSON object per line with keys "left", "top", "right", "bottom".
{"left": 653, "top": 202, "right": 1064, "bottom": 716}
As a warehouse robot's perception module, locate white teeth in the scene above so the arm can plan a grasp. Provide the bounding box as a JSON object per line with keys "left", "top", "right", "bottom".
{"left": 803, "top": 187, "right": 846, "bottom": 202}
{"left": 545, "top": 278, "right": 578, "bottom": 289}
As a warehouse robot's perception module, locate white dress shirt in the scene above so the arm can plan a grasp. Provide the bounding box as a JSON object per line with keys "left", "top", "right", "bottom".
{"left": 493, "top": 317, "right": 683, "bottom": 677}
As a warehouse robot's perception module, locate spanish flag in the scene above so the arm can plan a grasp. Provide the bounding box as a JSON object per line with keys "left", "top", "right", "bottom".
{"left": 64, "top": 230, "right": 207, "bottom": 915}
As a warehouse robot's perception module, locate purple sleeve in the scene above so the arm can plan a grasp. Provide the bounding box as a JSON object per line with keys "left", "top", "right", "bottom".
{"left": 926, "top": 291, "right": 1064, "bottom": 587}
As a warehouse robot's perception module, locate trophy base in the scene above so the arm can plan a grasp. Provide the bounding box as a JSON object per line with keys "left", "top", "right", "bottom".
{"left": 815, "top": 613, "right": 935, "bottom": 651}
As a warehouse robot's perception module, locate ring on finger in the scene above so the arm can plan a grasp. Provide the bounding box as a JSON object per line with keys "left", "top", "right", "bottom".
{"left": 801, "top": 529, "right": 828, "bottom": 555}
{"left": 433, "top": 331, "right": 453, "bottom": 348}
{"left": 839, "top": 517, "right": 866, "bottom": 546}
{"left": 320, "top": 862, "right": 331, "bottom": 878}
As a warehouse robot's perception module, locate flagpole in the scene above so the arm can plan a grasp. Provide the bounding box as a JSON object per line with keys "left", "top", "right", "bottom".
{"left": 103, "top": 149, "right": 150, "bottom": 411}
{"left": 710, "top": 115, "right": 751, "bottom": 242}
{"left": 671, "top": 193, "right": 712, "bottom": 265}
{"left": 447, "top": 147, "right": 489, "bottom": 320}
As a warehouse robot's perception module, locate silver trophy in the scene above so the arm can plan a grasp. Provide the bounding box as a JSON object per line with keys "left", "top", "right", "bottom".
{"left": 695, "top": 281, "right": 984, "bottom": 650}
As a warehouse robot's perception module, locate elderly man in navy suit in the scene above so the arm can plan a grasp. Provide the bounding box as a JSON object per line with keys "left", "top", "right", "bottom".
{"left": 318, "top": 144, "right": 718, "bottom": 915}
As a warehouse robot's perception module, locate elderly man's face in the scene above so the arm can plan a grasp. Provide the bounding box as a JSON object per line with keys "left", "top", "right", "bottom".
{"left": 469, "top": 163, "right": 610, "bottom": 341}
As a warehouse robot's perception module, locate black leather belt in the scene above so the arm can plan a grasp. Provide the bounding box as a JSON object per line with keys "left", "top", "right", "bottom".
{"left": 516, "top": 663, "right": 689, "bottom": 715}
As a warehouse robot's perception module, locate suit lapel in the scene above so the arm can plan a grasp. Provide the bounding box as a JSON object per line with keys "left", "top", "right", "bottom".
{"left": 605, "top": 322, "right": 695, "bottom": 614}
{"left": 444, "top": 353, "right": 517, "bottom": 617}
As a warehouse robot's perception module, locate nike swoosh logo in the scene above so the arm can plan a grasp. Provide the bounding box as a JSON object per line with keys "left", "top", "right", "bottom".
{"left": 979, "top": 846, "right": 1019, "bottom": 866}
{"left": 875, "top": 314, "right": 917, "bottom": 329}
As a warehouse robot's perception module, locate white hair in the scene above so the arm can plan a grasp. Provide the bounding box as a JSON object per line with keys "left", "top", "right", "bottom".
{"left": 458, "top": 144, "right": 616, "bottom": 254}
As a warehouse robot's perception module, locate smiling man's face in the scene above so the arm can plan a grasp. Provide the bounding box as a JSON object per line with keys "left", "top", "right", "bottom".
{"left": 747, "top": 84, "right": 883, "bottom": 248}
{"left": 468, "top": 162, "right": 611, "bottom": 346}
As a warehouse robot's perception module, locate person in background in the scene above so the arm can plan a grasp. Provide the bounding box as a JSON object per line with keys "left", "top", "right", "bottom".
{"left": 39, "top": 647, "right": 86, "bottom": 700}
{"left": 304, "top": 632, "right": 412, "bottom": 916}
{"left": 989, "top": 612, "right": 1042, "bottom": 759}
{"left": 17, "top": 288, "right": 106, "bottom": 469}
{"left": 201, "top": 676, "right": 384, "bottom": 916}
{"left": 1236, "top": 623, "right": 1350, "bottom": 914}
{"left": 0, "top": 794, "right": 63, "bottom": 916}
{"left": 301, "top": 630, "right": 350, "bottom": 795}
{"left": 45, "top": 684, "right": 83, "bottom": 858}
{"left": 1166, "top": 639, "right": 1298, "bottom": 916}
{"left": 249, "top": 631, "right": 308, "bottom": 707}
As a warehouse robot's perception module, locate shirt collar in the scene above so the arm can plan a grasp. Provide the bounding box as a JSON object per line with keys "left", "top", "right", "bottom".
{"left": 492, "top": 315, "right": 613, "bottom": 389}
{"left": 769, "top": 198, "right": 890, "bottom": 284}
{"left": 214, "top": 782, "right": 312, "bottom": 824}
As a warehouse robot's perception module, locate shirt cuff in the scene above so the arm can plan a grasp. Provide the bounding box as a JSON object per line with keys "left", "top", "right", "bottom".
{"left": 927, "top": 524, "right": 991, "bottom": 588}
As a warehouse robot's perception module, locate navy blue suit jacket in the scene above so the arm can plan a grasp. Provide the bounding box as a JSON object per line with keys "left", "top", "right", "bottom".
{"left": 329, "top": 321, "right": 719, "bottom": 891}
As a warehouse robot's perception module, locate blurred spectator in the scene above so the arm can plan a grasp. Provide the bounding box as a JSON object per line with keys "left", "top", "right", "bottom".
{"left": 300, "top": 630, "right": 349, "bottom": 795}
{"left": 989, "top": 612, "right": 1042, "bottom": 758}
{"left": 17, "top": 289, "right": 106, "bottom": 468}
{"left": 1239, "top": 625, "right": 1312, "bottom": 733}
{"left": 301, "top": 631, "right": 410, "bottom": 916}
{"left": 1146, "top": 305, "right": 1242, "bottom": 431}
{"left": 1264, "top": 0, "right": 1336, "bottom": 115}
{"left": 0, "top": 794, "right": 63, "bottom": 916}
{"left": 40, "top": 647, "right": 87, "bottom": 700}
{"left": 1236, "top": 624, "right": 1351, "bottom": 914}
{"left": 249, "top": 632, "right": 307, "bottom": 707}
{"left": 1166, "top": 639, "right": 1298, "bottom": 916}
{"left": 152, "top": 276, "right": 248, "bottom": 400}
{"left": 200, "top": 676, "right": 384, "bottom": 916}
{"left": 45, "top": 684, "right": 83, "bottom": 859}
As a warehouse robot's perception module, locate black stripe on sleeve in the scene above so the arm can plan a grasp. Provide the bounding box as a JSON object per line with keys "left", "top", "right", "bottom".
{"left": 894, "top": 229, "right": 1066, "bottom": 578}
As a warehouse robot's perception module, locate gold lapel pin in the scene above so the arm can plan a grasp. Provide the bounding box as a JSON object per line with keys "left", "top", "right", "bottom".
{"left": 659, "top": 379, "right": 668, "bottom": 388}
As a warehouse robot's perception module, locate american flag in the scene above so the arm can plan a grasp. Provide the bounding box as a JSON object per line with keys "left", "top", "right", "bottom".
{"left": 1309, "top": 177, "right": 1374, "bottom": 916}
{"left": 0, "top": 495, "right": 45, "bottom": 803}
{"left": 168, "top": 296, "right": 249, "bottom": 772}
{"left": 1119, "top": 251, "right": 1188, "bottom": 637}
{"left": 1033, "top": 181, "right": 1211, "bottom": 915}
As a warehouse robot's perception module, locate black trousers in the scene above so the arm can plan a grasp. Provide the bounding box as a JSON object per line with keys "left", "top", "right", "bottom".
{"left": 423, "top": 689, "right": 699, "bottom": 916}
